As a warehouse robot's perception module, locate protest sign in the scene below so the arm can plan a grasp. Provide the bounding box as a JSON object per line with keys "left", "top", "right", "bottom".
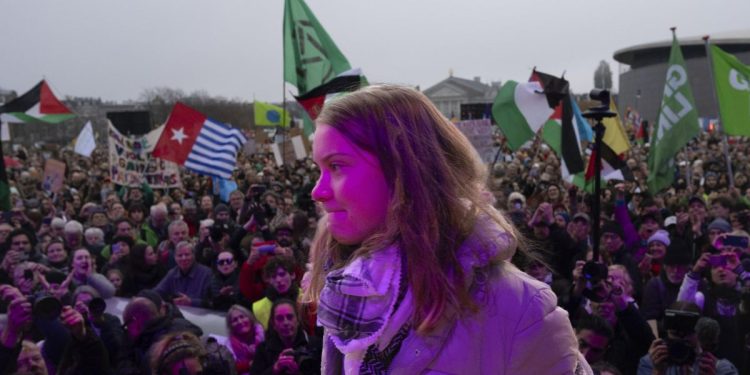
{"left": 455, "top": 119, "right": 498, "bottom": 164}
{"left": 42, "top": 159, "right": 66, "bottom": 193}
{"left": 108, "top": 122, "right": 182, "bottom": 188}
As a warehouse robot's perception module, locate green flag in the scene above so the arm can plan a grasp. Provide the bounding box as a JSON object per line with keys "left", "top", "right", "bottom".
{"left": 283, "top": 0, "right": 351, "bottom": 95}
{"left": 710, "top": 44, "right": 750, "bottom": 136}
{"left": 647, "top": 32, "right": 700, "bottom": 193}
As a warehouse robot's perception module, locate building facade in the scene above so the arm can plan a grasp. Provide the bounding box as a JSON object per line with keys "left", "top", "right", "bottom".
{"left": 614, "top": 29, "right": 750, "bottom": 125}
{"left": 422, "top": 75, "right": 501, "bottom": 120}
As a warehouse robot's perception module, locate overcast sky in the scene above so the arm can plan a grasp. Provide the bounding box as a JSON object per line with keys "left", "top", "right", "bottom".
{"left": 3, "top": 0, "right": 749, "bottom": 103}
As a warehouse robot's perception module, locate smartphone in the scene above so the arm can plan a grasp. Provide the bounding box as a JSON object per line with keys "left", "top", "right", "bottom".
{"left": 257, "top": 244, "right": 276, "bottom": 254}
{"left": 723, "top": 235, "right": 749, "bottom": 249}
{"left": 708, "top": 254, "right": 727, "bottom": 268}
{"left": 112, "top": 243, "right": 122, "bottom": 255}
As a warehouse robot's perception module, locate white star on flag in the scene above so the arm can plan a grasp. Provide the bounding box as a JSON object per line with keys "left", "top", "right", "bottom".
{"left": 171, "top": 127, "right": 187, "bottom": 144}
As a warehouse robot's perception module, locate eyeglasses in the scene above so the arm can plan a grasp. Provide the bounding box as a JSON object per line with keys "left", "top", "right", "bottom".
{"left": 217, "top": 258, "right": 234, "bottom": 265}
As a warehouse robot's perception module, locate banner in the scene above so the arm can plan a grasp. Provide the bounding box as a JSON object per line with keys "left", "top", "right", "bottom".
{"left": 42, "top": 159, "right": 66, "bottom": 194}
{"left": 108, "top": 122, "right": 181, "bottom": 188}
{"left": 455, "top": 119, "right": 499, "bottom": 164}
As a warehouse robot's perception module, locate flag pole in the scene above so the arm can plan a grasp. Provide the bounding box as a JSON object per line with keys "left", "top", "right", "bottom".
{"left": 702, "top": 35, "right": 735, "bottom": 188}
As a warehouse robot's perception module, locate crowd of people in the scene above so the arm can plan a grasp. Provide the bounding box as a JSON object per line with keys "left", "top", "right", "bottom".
{"left": 0, "top": 91, "right": 749, "bottom": 374}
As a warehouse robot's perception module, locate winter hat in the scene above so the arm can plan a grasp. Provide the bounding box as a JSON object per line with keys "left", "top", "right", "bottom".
{"left": 647, "top": 229, "right": 671, "bottom": 247}
{"left": 663, "top": 239, "right": 692, "bottom": 265}
{"left": 707, "top": 218, "right": 731, "bottom": 233}
{"left": 213, "top": 203, "right": 230, "bottom": 216}
{"left": 601, "top": 221, "right": 624, "bottom": 239}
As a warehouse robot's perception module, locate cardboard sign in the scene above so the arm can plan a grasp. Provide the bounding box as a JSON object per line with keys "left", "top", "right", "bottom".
{"left": 42, "top": 159, "right": 66, "bottom": 193}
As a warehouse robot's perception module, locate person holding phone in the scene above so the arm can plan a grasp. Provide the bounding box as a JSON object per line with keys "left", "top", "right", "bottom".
{"left": 677, "top": 247, "right": 750, "bottom": 369}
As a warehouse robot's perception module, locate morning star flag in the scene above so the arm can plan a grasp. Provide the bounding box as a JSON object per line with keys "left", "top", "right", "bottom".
{"left": 710, "top": 44, "right": 750, "bottom": 136}
{"left": 0, "top": 80, "right": 75, "bottom": 124}
{"left": 254, "top": 102, "right": 290, "bottom": 127}
{"left": 647, "top": 31, "right": 700, "bottom": 193}
{"left": 283, "top": 0, "right": 352, "bottom": 95}
{"left": 152, "top": 103, "right": 247, "bottom": 179}
{"left": 492, "top": 80, "right": 554, "bottom": 150}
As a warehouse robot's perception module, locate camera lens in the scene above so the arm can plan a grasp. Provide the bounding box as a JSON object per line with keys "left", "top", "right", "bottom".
{"left": 33, "top": 296, "right": 62, "bottom": 320}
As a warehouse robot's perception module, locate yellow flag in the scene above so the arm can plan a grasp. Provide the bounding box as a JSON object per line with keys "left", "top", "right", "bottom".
{"left": 602, "top": 100, "right": 630, "bottom": 155}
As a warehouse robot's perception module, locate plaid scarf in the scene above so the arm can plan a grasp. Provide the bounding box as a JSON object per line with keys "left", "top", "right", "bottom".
{"left": 318, "top": 245, "right": 404, "bottom": 352}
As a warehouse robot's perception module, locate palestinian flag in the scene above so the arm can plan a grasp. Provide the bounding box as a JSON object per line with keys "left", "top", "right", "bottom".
{"left": 0, "top": 80, "right": 75, "bottom": 124}
{"left": 294, "top": 68, "right": 365, "bottom": 121}
{"left": 530, "top": 70, "right": 585, "bottom": 176}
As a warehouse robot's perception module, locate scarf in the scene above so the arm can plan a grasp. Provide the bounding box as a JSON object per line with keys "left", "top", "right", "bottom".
{"left": 318, "top": 212, "right": 517, "bottom": 374}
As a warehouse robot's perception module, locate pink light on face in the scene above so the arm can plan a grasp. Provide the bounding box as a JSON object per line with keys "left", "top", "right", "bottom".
{"left": 311, "top": 124, "right": 390, "bottom": 245}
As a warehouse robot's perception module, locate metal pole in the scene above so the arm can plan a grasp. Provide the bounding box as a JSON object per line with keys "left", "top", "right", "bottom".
{"left": 702, "top": 36, "right": 735, "bottom": 188}
{"left": 591, "top": 120, "right": 605, "bottom": 263}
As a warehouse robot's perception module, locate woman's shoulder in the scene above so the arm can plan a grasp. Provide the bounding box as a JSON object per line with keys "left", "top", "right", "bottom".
{"left": 484, "top": 261, "right": 560, "bottom": 322}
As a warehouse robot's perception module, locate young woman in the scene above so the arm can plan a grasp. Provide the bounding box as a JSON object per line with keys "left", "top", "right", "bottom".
{"left": 210, "top": 305, "right": 265, "bottom": 375}
{"left": 305, "top": 85, "right": 588, "bottom": 374}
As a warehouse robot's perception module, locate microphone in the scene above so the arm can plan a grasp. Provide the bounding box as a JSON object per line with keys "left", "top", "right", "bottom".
{"left": 695, "top": 317, "right": 720, "bottom": 354}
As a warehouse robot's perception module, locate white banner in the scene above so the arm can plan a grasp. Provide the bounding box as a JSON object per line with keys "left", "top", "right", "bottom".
{"left": 108, "top": 122, "right": 182, "bottom": 188}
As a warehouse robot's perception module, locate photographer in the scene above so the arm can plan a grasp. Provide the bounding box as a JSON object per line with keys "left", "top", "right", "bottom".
{"left": 677, "top": 244, "right": 750, "bottom": 370}
{"left": 638, "top": 303, "right": 738, "bottom": 375}
{"left": 0, "top": 285, "right": 33, "bottom": 374}
{"left": 250, "top": 299, "right": 321, "bottom": 375}
{"left": 72, "top": 285, "right": 124, "bottom": 366}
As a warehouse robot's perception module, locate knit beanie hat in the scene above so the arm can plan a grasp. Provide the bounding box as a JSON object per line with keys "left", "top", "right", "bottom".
{"left": 707, "top": 218, "right": 731, "bottom": 233}
{"left": 647, "top": 229, "right": 671, "bottom": 246}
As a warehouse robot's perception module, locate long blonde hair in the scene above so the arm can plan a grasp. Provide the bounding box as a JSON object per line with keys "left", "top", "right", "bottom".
{"left": 305, "top": 85, "right": 521, "bottom": 334}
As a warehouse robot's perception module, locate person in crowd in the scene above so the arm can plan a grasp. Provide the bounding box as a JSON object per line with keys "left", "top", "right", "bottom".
{"left": 639, "top": 229, "right": 671, "bottom": 282}
{"left": 70, "top": 248, "right": 116, "bottom": 298}
{"left": 638, "top": 303, "right": 739, "bottom": 375}
{"left": 15, "top": 340, "right": 48, "bottom": 375}
{"left": 210, "top": 304, "right": 265, "bottom": 375}
{"left": 106, "top": 268, "right": 124, "bottom": 296}
{"left": 121, "top": 242, "right": 167, "bottom": 297}
{"left": 304, "top": 85, "right": 588, "bottom": 373}
{"left": 601, "top": 221, "right": 644, "bottom": 300}
{"left": 145, "top": 203, "right": 170, "bottom": 246}
{"left": 250, "top": 299, "right": 322, "bottom": 375}
{"left": 209, "top": 250, "right": 242, "bottom": 311}
{"left": 72, "top": 285, "right": 124, "bottom": 366}
{"left": 158, "top": 220, "right": 190, "bottom": 269}
{"left": 677, "top": 246, "right": 750, "bottom": 370}
{"left": 576, "top": 314, "right": 615, "bottom": 368}
{"left": 64, "top": 220, "right": 85, "bottom": 251}
{"left": 642, "top": 239, "right": 694, "bottom": 338}
{"left": 43, "top": 238, "right": 69, "bottom": 274}
{"left": 154, "top": 241, "right": 213, "bottom": 308}
{"left": 253, "top": 256, "right": 300, "bottom": 329}
{"left": 103, "top": 235, "right": 134, "bottom": 273}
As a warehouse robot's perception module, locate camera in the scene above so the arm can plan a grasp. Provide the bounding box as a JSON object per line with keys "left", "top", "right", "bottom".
{"left": 33, "top": 295, "right": 62, "bottom": 320}
{"left": 663, "top": 309, "right": 700, "bottom": 365}
{"left": 581, "top": 261, "right": 610, "bottom": 302}
{"left": 88, "top": 297, "right": 107, "bottom": 318}
{"left": 292, "top": 347, "right": 318, "bottom": 373}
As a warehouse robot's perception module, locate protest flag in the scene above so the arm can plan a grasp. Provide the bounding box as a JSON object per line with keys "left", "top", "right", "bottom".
{"left": 74, "top": 121, "right": 96, "bottom": 157}
{"left": 647, "top": 30, "right": 700, "bottom": 193}
{"left": 601, "top": 99, "right": 630, "bottom": 156}
{"left": 152, "top": 103, "right": 246, "bottom": 179}
{"left": 529, "top": 70, "right": 585, "bottom": 176}
{"left": 0, "top": 80, "right": 75, "bottom": 124}
{"left": 283, "top": 0, "right": 352, "bottom": 95}
{"left": 710, "top": 44, "right": 750, "bottom": 137}
{"left": 254, "top": 102, "right": 290, "bottom": 127}
{"left": 491, "top": 80, "right": 554, "bottom": 150}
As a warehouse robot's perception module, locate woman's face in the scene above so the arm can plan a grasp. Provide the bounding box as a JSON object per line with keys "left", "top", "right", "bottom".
{"left": 647, "top": 241, "right": 667, "bottom": 261}
{"left": 547, "top": 186, "right": 560, "bottom": 201}
{"left": 229, "top": 310, "right": 252, "bottom": 337}
{"left": 312, "top": 124, "right": 390, "bottom": 245}
{"left": 107, "top": 271, "right": 122, "bottom": 290}
{"left": 144, "top": 246, "right": 158, "bottom": 266}
{"left": 47, "top": 243, "right": 67, "bottom": 263}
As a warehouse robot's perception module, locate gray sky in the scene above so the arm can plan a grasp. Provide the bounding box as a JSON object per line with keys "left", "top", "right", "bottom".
{"left": 3, "top": 0, "right": 749, "bottom": 103}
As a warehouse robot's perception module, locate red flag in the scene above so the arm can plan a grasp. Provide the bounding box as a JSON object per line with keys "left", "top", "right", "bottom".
{"left": 152, "top": 103, "right": 205, "bottom": 165}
